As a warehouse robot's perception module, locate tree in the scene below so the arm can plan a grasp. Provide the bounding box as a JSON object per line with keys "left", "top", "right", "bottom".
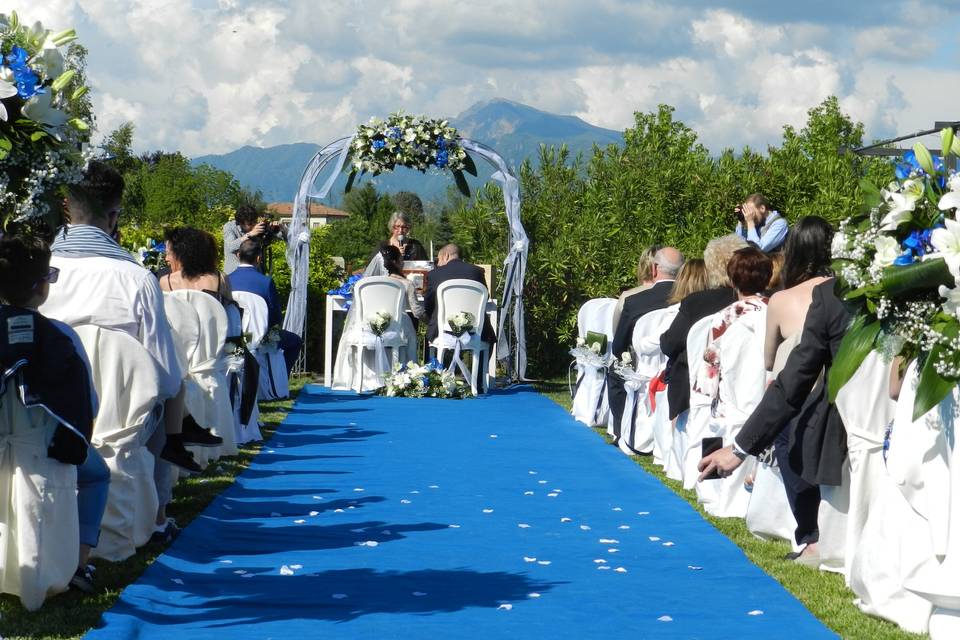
{"left": 101, "top": 122, "right": 137, "bottom": 175}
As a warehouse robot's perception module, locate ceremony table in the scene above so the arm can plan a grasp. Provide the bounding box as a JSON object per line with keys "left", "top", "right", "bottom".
{"left": 323, "top": 294, "right": 499, "bottom": 388}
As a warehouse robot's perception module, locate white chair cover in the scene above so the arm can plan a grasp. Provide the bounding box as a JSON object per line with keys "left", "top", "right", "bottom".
{"left": 570, "top": 298, "right": 616, "bottom": 428}
{"left": 889, "top": 363, "right": 960, "bottom": 637}
{"left": 167, "top": 290, "right": 238, "bottom": 466}
{"left": 0, "top": 371, "right": 79, "bottom": 611}
{"left": 745, "top": 460, "right": 799, "bottom": 547}
{"left": 74, "top": 325, "right": 162, "bottom": 562}
{"left": 681, "top": 314, "right": 717, "bottom": 490}
{"left": 233, "top": 291, "right": 290, "bottom": 402}
{"left": 431, "top": 279, "right": 490, "bottom": 395}
{"left": 621, "top": 306, "right": 678, "bottom": 461}
{"left": 697, "top": 306, "right": 767, "bottom": 518}
{"left": 334, "top": 277, "right": 410, "bottom": 392}
{"left": 226, "top": 292, "right": 264, "bottom": 442}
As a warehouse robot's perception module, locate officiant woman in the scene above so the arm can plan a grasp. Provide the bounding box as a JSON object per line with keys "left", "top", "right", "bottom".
{"left": 381, "top": 211, "right": 427, "bottom": 261}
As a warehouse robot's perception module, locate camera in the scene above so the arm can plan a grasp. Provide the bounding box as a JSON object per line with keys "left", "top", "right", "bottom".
{"left": 734, "top": 205, "right": 745, "bottom": 223}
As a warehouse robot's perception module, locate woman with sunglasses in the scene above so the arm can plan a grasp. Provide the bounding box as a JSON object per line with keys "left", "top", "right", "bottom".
{"left": 0, "top": 233, "right": 108, "bottom": 594}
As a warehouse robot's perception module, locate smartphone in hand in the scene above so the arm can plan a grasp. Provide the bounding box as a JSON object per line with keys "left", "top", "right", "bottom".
{"left": 700, "top": 437, "right": 724, "bottom": 480}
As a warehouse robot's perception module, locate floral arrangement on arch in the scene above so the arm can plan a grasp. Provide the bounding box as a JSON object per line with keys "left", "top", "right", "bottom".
{"left": 348, "top": 112, "right": 478, "bottom": 196}
{"left": 830, "top": 129, "right": 960, "bottom": 419}
{"left": 377, "top": 359, "right": 473, "bottom": 399}
{"left": 0, "top": 12, "right": 91, "bottom": 231}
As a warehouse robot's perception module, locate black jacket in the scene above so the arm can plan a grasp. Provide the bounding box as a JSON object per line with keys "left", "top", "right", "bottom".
{"left": 735, "top": 281, "right": 850, "bottom": 486}
{"left": 659, "top": 287, "right": 737, "bottom": 420}
{"left": 424, "top": 259, "right": 495, "bottom": 343}
{"left": 0, "top": 306, "right": 94, "bottom": 464}
{"left": 607, "top": 280, "right": 674, "bottom": 435}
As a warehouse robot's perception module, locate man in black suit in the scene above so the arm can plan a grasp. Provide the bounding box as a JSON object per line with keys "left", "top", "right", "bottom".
{"left": 425, "top": 244, "right": 495, "bottom": 348}
{"left": 698, "top": 280, "right": 850, "bottom": 553}
{"left": 607, "top": 247, "right": 684, "bottom": 443}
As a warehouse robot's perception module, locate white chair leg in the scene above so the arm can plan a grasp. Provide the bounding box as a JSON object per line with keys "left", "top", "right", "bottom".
{"left": 357, "top": 345, "right": 364, "bottom": 393}
{"left": 470, "top": 348, "right": 479, "bottom": 396}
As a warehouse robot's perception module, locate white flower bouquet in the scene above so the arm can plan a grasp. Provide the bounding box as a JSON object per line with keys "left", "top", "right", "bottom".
{"left": 347, "top": 112, "right": 477, "bottom": 196}
{"left": 368, "top": 310, "right": 392, "bottom": 336}
{"left": 0, "top": 12, "right": 92, "bottom": 231}
{"left": 378, "top": 359, "right": 472, "bottom": 399}
{"left": 447, "top": 311, "right": 476, "bottom": 337}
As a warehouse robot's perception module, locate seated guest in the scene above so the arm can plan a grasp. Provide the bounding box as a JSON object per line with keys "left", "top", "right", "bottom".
{"left": 160, "top": 227, "right": 233, "bottom": 303}
{"left": 0, "top": 233, "right": 106, "bottom": 593}
{"left": 41, "top": 161, "right": 199, "bottom": 547}
{"left": 228, "top": 238, "right": 303, "bottom": 374}
{"left": 666, "top": 259, "right": 709, "bottom": 306}
{"left": 607, "top": 247, "right": 684, "bottom": 441}
{"left": 734, "top": 193, "right": 788, "bottom": 253}
{"left": 660, "top": 234, "right": 748, "bottom": 422}
{"left": 424, "top": 243, "right": 494, "bottom": 347}
{"left": 762, "top": 216, "right": 834, "bottom": 559}
{"left": 611, "top": 245, "right": 659, "bottom": 331}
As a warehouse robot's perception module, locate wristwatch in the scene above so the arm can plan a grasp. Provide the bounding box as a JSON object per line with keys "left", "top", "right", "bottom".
{"left": 732, "top": 440, "right": 749, "bottom": 461}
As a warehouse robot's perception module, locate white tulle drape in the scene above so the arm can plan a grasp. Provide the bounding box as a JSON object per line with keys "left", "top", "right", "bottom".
{"left": 284, "top": 135, "right": 528, "bottom": 380}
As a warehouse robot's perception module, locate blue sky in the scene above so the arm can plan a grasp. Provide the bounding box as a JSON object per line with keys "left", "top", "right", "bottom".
{"left": 28, "top": 0, "right": 960, "bottom": 155}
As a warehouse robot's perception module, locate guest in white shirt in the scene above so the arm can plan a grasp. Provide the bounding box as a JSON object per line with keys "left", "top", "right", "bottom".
{"left": 41, "top": 161, "right": 202, "bottom": 543}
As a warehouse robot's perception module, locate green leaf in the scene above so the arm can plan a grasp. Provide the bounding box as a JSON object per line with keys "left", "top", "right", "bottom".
{"left": 913, "top": 142, "right": 935, "bottom": 175}
{"left": 881, "top": 258, "right": 954, "bottom": 298}
{"left": 51, "top": 69, "right": 76, "bottom": 93}
{"left": 453, "top": 169, "right": 471, "bottom": 198}
{"left": 0, "top": 136, "right": 11, "bottom": 152}
{"left": 828, "top": 315, "right": 881, "bottom": 402}
{"left": 462, "top": 152, "right": 478, "bottom": 177}
{"left": 344, "top": 169, "right": 357, "bottom": 193}
{"left": 30, "top": 130, "right": 46, "bottom": 142}
{"left": 913, "top": 345, "right": 957, "bottom": 421}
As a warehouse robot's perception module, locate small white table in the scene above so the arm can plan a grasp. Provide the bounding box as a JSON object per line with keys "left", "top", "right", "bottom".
{"left": 323, "top": 294, "right": 499, "bottom": 388}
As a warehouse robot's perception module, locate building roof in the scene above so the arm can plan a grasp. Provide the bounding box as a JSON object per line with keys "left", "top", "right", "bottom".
{"left": 266, "top": 202, "right": 350, "bottom": 218}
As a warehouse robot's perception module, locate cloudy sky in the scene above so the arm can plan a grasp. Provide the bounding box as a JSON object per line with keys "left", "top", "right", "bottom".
{"left": 26, "top": 0, "right": 960, "bottom": 156}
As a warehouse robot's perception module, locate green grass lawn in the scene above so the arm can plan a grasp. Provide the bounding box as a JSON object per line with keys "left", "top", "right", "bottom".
{"left": 533, "top": 377, "right": 926, "bottom": 640}
{"left": 0, "top": 376, "right": 309, "bottom": 640}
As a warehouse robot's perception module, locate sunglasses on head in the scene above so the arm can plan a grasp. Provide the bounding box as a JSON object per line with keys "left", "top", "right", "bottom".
{"left": 32, "top": 266, "right": 59, "bottom": 289}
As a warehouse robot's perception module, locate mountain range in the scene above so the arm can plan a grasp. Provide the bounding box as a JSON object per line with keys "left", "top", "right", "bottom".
{"left": 191, "top": 99, "right": 624, "bottom": 205}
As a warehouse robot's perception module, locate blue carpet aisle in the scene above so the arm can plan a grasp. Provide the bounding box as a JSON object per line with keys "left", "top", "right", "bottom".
{"left": 86, "top": 385, "right": 835, "bottom": 639}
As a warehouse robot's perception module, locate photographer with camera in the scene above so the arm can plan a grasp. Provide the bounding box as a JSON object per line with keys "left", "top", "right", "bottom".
{"left": 223, "top": 204, "right": 287, "bottom": 274}
{"left": 733, "top": 193, "right": 788, "bottom": 254}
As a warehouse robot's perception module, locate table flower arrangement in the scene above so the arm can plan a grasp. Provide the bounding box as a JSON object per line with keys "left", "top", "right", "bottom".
{"left": 830, "top": 130, "right": 960, "bottom": 419}
{"left": 347, "top": 112, "right": 478, "bottom": 196}
{"left": 0, "top": 12, "right": 91, "bottom": 232}
{"left": 378, "top": 359, "right": 473, "bottom": 399}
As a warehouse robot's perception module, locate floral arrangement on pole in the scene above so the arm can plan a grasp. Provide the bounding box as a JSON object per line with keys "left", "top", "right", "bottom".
{"left": 0, "top": 12, "right": 91, "bottom": 232}
{"left": 347, "top": 113, "right": 478, "bottom": 197}
{"left": 327, "top": 273, "right": 363, "bottom": 309}
{"left": 377, "top": 359, "right": 472, "bottom": 399}
{"left": 447, "top": 311, "right": 476, "bottom": 337}
{"left": 830, "top": 128, "right": 960, "bottom": 419}
{"left": 368, "top": 310, "right": 392, "bottom": 336}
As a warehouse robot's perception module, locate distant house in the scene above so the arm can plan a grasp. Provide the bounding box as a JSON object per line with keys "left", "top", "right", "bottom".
{"left": 266, "top": 202, "right": 349, "bottom": 229}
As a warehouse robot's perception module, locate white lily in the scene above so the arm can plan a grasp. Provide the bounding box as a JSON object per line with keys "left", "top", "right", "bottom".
{"left": 938, "top": 191, "right": 960, "bottom": 212}
{"left": 872, "top": 235, "right": 902, "bottom": 268}
{"left": 939, "top": 285, "right": 960, "bottom": 319}
{"left": 34, "top": 37, "right": 65, "bottom": 80}
{"left": 0, "top": 79, "right": 17, "bottom": 122}
{"left": 22, "top": 91, "right": 69, "bottom": 128}
{"left": 930, "top": 217, "right": 960, "bottom": 279}
{"left": 879, "top": 191, "right": 918, "bottom": 230}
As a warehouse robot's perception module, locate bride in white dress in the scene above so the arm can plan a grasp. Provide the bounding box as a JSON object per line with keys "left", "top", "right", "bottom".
{"left": 332, "top": 245, "right": 425, "bottom": 390}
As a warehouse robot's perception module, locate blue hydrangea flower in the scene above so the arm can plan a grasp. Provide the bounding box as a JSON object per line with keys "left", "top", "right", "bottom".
{"left": 4, "top": 46, "right": 28, "bottom": 70}
{"left": 435, "top": 150, "right": 449, "bottom": 168}
{"left": 372, "top": 139, "right": 386, "bottom": 150}
{"left": 389, "top": 126, "right": 401, "bottom": 140}
{"left": 893, "top": 253, "right": 915, "bottom": 266}
{"left": 436, "top": 136, "right": 447, "bottom": 150}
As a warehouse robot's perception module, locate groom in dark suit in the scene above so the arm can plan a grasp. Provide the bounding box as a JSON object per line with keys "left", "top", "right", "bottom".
{"left": 424, "top": 244, "right": 495, "bottom": 347}
{"left": 607, "top": 247, "right": 684, "bottom": 443}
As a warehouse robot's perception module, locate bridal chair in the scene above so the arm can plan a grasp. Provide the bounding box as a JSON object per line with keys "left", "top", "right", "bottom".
{"left": 624, "top": 306, "right": 679, "bottom": 471}
{"left": 430, "top": 278, "right": 490, "bottom": 395}
{"left": 233, "top": 291, "right": 288, "bottom": 401}
{"left": 0, "top": 365, "right": 79, "bottom": 611}
{"left": 348, "top": 276, "right": 407, "bottom": 392}
{"left": 167, "top": 290, "right": 237, "bottom": 466}
{"left": 570, "top": 297, "right": 617, "bottom": 428}
{"left": 74, "top": 324, "right": 162, "bottom": 562}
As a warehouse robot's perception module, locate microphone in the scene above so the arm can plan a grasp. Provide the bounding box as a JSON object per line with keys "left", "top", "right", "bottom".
{"left": 398, "top": 233, "right": 406, "bottom": 246}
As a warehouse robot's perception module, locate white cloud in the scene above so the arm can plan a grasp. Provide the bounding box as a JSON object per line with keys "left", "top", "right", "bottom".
{"left": 20, "top": 1, "right": 960, "bottom": 156}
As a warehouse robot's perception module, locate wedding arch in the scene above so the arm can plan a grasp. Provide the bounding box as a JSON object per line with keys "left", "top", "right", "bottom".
{"left": 281, "top": 113, "right": 530, "bottom": 381}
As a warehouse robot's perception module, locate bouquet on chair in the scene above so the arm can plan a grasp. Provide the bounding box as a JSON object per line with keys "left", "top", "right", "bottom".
{"left": 368, "top": 311, "right": 392, "bottom": 336}
{"left": 447, "top": 311, "right": 476, "bottom": 337}
{"left": 263, "top": 324, "right": 282, "bottom": 347}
